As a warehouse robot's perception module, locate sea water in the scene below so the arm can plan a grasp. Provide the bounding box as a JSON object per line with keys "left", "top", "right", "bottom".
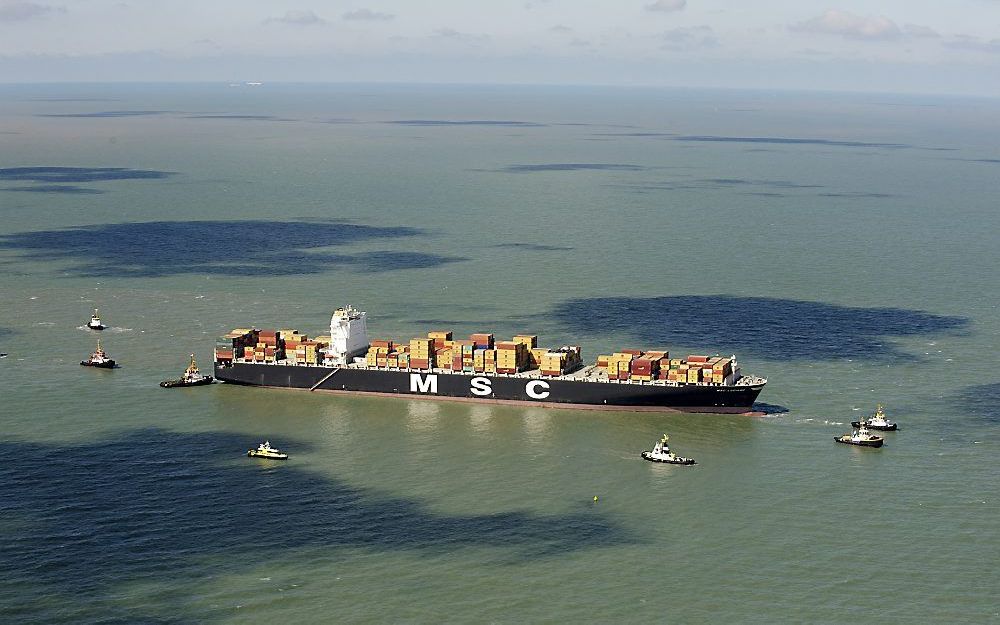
{"left": 0, "top": 83, "right": 998, "bottom": 623}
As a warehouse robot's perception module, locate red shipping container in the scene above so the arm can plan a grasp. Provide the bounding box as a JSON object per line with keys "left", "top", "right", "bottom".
{"left": 622, "top": 349, "right": 644, "bottom": 356}
{"left": 410, "top": 358, "right": 429, "bottom": 369}
{"left": 687, "top": 355, "right": 709, "bottom": 363}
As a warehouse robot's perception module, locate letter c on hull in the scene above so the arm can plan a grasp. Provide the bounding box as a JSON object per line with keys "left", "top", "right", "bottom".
{"left": 470, "top": 377, "right": 492, "bottom": 396}
{"left": 525, "top": 380, "right": 550, "bottom": 400}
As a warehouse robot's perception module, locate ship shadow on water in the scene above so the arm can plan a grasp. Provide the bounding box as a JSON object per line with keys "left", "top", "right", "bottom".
{"left": 0, "top": 429, "right": 630, "bottom": 622}
{"left": 0, "top": 220, "right": 467, "bottom": 277}
{"left": 549, "top": 295, "right": 968, "bottom": 361}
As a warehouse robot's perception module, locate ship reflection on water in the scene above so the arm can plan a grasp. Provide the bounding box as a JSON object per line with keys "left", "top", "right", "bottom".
{"left": 406, "top": 400, "right": 442, "bottom": 431}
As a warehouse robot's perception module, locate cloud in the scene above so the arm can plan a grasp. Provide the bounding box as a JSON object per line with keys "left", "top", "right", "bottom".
{"left": 342, "top": 8, "right": 393, "bottom": 22}
{"left": 791, "top": 9, "right": 901, "bottom": 41}
{"left": 264, "top": 10, "right": 326, "bottom": 26}
{"left": 660, "top": 26, "right": 717, "bottom": 50}
{"left": 548, "top": 24, "right": 573, "bottom": 34}
{"left": 0, "top": 1, "right": 62, "bottom": 21}
{"left": 945, "top": 35, "right": 1000, "bottom": 53}
{"left": 903, "top": 24, "right": 939, "bottom": 39}
{"left": 432, "top": 28, "right": 489, "bottom": 42}
{"left": 645, "top": 0, "right": 686, "bottom": 13}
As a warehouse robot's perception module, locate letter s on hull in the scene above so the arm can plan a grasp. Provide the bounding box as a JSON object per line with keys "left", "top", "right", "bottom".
{"left": 410, "top": 373, "right": 438, "bottom": 394}
{"left": 470, "top": 377, "right": 492, "bottom": 396}
{"left": 525, "top": 380, "right": 550, "bottom": 400}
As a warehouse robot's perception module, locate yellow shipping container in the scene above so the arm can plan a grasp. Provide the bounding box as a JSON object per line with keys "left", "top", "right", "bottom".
{"left": 513, "top": 335, "right": 538, "bottom": 348}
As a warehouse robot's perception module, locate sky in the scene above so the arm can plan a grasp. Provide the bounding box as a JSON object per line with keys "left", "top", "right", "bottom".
{"left": 1, "top": 0, "right": 999, "bottom": 96}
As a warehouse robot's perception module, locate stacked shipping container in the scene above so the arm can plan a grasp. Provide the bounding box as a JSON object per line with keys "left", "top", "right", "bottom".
{"left": 222, "top": 324, "right": 734, "bottom": 385}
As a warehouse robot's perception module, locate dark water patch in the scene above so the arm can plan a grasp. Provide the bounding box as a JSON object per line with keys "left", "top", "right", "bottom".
{"left": 492, "top": 243, "right": 574, "bottom": 251}
{"left": 348, "top": 251, "right": 468, "bottom": 272}
{"left": 36, "top": 110, "right": 171, "bottom": 118}
{"left": 387, "top": 120, "right": 546, "bottom": 127}
{"left": 185, "top": 114, "right": 295, "bottom": 121}
{"left": 592, "top": 132, "right": 676, "bottom": 137}
{"left": 740, "top": 191, "right": 787, "bottom": 197}
{"left": 25, "top": 97, "right": 121, "bottom": 102}
{"left": 672, "top": 136, "right": 910, "bottom": 149}
{"left": 950, "top": 383, "right": 1000, "bottom": 424}
{"left": 0, "top": 429, "right": 628, "bottom": 622}
{"left": 0, "top": 220, "right": 465, "bottom": 277}
{"left": 549, "top": 295, "right": 968, "bottom": 361}
{"left": 703, "top": 178, "right": 823, "bottom": 189}
{"left": 607, "top": 178, "right": 823, "bottom": 194}
{"left": 963, "top": 158, "right": 1000, "bottom": 164}
{"left": 817, "top": 192, "right": 896, "bottom": 198}
{"left": 0, "top": 167, "right": 174, "bottom": 183}
{"left": 499, "top": 163, "right": 648, "bottom": 173}
{"left": 1, "top": 185, "right": 105, "bottom": 195}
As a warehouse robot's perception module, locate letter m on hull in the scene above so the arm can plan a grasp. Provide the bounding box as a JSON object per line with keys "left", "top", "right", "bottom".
{"left": 409, "top": 373, "right": 438, "bottom": 394}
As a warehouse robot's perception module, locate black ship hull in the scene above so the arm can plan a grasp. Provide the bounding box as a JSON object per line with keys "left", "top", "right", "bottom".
{"left": 81, "top": 360, "right": 116, "bottom": 369}
{"left": 160, "top": 376, "right": 215, "bottom": 388}
{"left": 214, "top": 363, "right": 765, "bottom": 414}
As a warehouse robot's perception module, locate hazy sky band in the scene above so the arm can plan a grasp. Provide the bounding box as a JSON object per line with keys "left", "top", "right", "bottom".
{"left": 1, "top": 0, "right": 997, "bottom": 95}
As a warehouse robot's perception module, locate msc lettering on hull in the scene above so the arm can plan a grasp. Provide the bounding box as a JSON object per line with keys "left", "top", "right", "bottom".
{"left": 409, "top": 373, "right": 438, "bottom": 394}
{"left": 408, "top": 373, "right": 553, "bottom": 401}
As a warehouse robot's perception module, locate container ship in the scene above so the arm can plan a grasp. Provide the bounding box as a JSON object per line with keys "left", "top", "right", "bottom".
{"left": 213, "top": 306, "right": 767, "bottom": 414}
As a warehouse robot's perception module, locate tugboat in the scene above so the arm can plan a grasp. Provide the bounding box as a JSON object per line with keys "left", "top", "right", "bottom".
{"left": 835, "top": 423, "right": 884, "bottom": 448}
{"left": 247, "top": 441, "right": 288, "bottom": 460}
{"left": 80, "top": 339, "right": 116, "bottom": 369}
{"left": 87, "top": 309, "right": 106, "bottom": 331}
{"left": 160, "top": 354, "right": 215, "bottom": 388}
{"left": 851, "top": 404, "right": 898, "bottom": 431}
{"left": 641, "top": 433, "right": 696, "bottom": 465}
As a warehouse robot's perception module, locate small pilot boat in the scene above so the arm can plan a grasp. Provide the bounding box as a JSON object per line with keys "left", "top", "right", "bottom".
{"left": 247, "top": 441, "right": 288, "bottom": 460}
{"left": 641, "top": 433, "right": 696, "bottom": 465}
{"left": 835, "top": 423, "right": 884, "bottom": 447}
{"left": 851, "top": 404, "right": 898, "bottom": 431}
{"left": 80, "top": 339, "right": 116, "bottom": 369}
{"left": 87, "top": 309, "right": 106, "bottom": 331}
{"left": 160, "top": 354, "right": 215, "bottom": 388}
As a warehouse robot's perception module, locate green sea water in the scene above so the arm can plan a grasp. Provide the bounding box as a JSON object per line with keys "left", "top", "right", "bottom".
{"left": 1, "top": 83, "right": 998, "bottom": 623}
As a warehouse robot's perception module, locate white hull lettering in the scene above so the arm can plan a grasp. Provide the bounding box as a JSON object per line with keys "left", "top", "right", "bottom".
{"left": 470, "top": 377, "right": 492, "bottom": 396}
{"left": 410, "top": 373, "right": 439, "bottom": 394}
{"left": 525, "top": 380, "right": 551, "bottom": 400}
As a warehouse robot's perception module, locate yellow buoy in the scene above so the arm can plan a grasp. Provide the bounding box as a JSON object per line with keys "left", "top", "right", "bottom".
{"left": 593, "top": 495, "right": 599, "bottom": 502}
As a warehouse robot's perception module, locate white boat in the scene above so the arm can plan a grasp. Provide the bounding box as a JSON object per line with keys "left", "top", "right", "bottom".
{"left": 835, "top": 424, "right": 884, "bottom": 447}
{"left": 641, "top": 434, "right": 696, "bottom": 465}
{"left": 247, "top": 441, "right": 288, "bottom": 460}
{"left": 851, "top": 404, "right": 898, "bottom": 431}
{"left": 87, "top": 309, "right": 106, "bottom": 331}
